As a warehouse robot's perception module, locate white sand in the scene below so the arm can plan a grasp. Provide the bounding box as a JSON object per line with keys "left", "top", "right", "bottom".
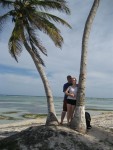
{"left": 0, "top": 112, "right": 113, "bottom": 149}
{"left": 0, "top": 118, "right": 46, "bottom": 139}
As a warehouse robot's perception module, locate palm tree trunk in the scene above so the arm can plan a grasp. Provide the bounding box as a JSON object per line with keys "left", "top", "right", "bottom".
{"left": 71, "top": 0, "right": 100, "bottom": 133}
{"left": 22, "top": 38, "right": 59, "bottom": 125}
{"left": 31, "top": 59, "right": 59, "bottom": 125}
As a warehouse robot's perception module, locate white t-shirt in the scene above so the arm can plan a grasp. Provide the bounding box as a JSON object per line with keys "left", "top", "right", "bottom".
{"left": 67, "top": 86, "right": 78, "bottom": 100}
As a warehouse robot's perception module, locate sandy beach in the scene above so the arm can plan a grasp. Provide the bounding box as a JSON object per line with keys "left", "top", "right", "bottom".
{"left": 0, "top": 112, "right": 113, "bottom": 149}
{"left": 0, "top": 112, "right": 113, "bottom": 138}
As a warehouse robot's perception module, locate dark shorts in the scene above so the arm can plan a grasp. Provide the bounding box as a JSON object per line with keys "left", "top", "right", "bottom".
{"left": 67, "top": 99, "right": 76, "bottom": 105}
{"left": 63, "top": 100, "right": 67, "bottom": 111}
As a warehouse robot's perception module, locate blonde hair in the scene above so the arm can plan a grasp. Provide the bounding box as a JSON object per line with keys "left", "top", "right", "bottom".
{"left": 72, "top": 77, "right": 77, "bottom": 81}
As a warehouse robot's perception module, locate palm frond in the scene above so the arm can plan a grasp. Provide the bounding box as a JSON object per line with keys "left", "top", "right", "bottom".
{"left": 25, "top": 22, "right": 47, "bottom": 56}
{"left": 30, "top": 41, "right": 45, "bottom": 66}
{"left": 36, "top": 11, "right": 71, "bottom": 28}
{"left": 27, "top": 27, "right": 47, "bottom": 56}
{"left": 8, "top": 38, "right": 22, "bottom": 62}
{"left": 24, "top": 23, "right": 46, "bottom": 66}
{"left": 28, "top": 14, "right": 63, "bottom": 48}
{"left": 8, "top": 23, "right": 23, "bottom": 62}
{"left": 30, "top": 0, "right": 70, "bottom": 15}
{"left": 22, "top": 28, "right": 45, "bottom": 66}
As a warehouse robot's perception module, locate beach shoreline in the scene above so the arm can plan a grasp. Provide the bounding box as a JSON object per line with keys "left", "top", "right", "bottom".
{"left": 0, "top": 112, "right": 113, "bottom": 150}
{"left": 0, "top": 112, "right": 113, "bottom": 139}
{"left": 0, "top": 109, "right": 111, "bottom": 125}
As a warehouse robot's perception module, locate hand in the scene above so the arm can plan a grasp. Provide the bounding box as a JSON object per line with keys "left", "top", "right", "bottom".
{"left": 69, "top": 93, "right": 75, "bottom": 98}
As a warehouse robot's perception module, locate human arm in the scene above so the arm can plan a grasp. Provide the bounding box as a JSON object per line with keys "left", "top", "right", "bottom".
{"left": 65, "top": 87, "right": 75, "bottom": 98}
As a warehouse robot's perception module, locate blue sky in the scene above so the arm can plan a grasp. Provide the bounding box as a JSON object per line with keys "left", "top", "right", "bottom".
{"left": 0, "top": 0, "right": 113, "bottom": 98}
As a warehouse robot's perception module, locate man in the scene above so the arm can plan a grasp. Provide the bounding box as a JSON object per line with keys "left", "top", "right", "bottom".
{"left": 60, "top": 75, "right": 72, "bottom": 125}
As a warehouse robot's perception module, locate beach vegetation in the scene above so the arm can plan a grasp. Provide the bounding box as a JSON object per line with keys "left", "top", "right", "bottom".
{"left": 22, "top": 113, "right": 47, "bottom": 119}
{"left": 2, "top": 111, "right": 19, "bottom": 114}
{"left": 0, "top": 0, "right": 71, "bottom": 125}
{"left": 0, "top": 114, "right": 19, "bottom": 120}
{"left": 70, "top": 0, "right": 100, "bottom": 133}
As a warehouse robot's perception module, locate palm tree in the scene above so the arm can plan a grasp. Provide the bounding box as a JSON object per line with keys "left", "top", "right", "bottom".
{"left": 0, "top": 0, "right": 71, "bottom": 125}
{"left": 70, "top": 0, "right": 100, "bottom": 133}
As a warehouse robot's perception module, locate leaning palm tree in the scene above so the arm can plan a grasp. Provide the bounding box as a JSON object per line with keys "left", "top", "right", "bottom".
{"left": 71, "top": 0, "right": 100, "bottom": 133}
{"left": 0, "top": 0, "right": 71, "bottom": 125}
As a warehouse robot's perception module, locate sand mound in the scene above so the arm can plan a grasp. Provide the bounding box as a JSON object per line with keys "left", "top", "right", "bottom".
{"left": 0, "top": 112, "right": 113, "bottom": 150}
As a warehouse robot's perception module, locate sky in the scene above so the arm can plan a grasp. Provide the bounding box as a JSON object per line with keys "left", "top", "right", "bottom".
{"left": 0, "top": 0, "right": 113, "bottom": 98}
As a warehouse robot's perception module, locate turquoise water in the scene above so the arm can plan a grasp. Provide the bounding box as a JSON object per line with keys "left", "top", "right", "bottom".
{"left": 0, "top": 95, "right": 113, "bottom": 124}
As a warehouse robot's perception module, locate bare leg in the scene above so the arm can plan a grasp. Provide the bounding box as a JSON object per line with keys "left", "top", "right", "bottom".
{"left": 71, "top": 105, "right": 76, "bottom": 120}
{"left": 67, "top": 104, "right": 72, "bottom": 124}
{"left": 60, "top": 111, "right": 66, "bottom": 124}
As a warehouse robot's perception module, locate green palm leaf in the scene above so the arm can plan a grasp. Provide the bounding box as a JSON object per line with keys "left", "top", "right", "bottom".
{"left": 8, "top": 23, "right": 23, "bottom": 62}
{"left": 30, "top": 0, "right": 70, "bottom": 14}
{"left": 30, "top": 41, "right": 45, "bottom": 66}
{"left": 36, "top": 11, "right": 71, "bottom": 28}
{"left": 28, "top": 14, "right": 63, "bottom": 47}
{"left": 25, "top": 24, "right": 47, "bottom": 56}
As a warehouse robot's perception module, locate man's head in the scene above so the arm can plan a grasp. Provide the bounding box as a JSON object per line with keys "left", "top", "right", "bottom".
{"left": 67, "top": 75, "right": 72, "bottom": 83}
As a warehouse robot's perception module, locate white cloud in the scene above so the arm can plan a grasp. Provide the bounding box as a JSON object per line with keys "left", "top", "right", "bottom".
{"left": 0, "top": 73, "right": 45, "bottom": 96}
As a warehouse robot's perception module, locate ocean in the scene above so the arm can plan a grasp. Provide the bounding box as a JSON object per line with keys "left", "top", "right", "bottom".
{"left": 0, "top": 95, "right": 113, "bottom": 124}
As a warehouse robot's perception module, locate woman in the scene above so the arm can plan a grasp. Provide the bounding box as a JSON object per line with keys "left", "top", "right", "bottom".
{"left": 65, "top": 77, "right": 78, "bottom": 125}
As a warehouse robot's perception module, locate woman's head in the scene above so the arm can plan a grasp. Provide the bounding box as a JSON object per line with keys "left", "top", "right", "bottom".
{"left": 72, "top": 77, "right": 77, "bottom": 84}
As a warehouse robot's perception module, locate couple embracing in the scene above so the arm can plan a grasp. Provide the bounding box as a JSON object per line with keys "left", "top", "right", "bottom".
{"left": 60, "top": 75, "right": 78, "bottom": 125}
